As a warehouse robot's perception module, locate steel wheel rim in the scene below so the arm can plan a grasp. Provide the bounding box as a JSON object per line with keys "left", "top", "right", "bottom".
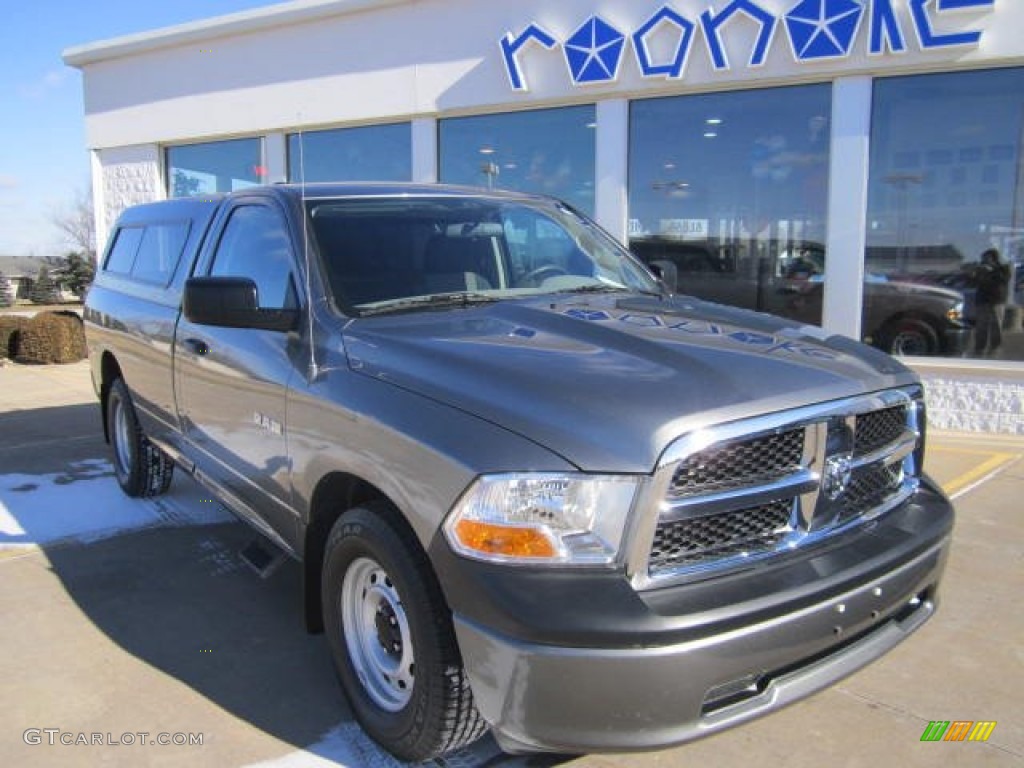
{"left": 112, "top": 397, "right": 134, "bottom": 475}
{"left": 340, "top": 556, "right": 414, "bottom": 712}
{"left": 892, "top": 330, "right": 928, "bottom": 356}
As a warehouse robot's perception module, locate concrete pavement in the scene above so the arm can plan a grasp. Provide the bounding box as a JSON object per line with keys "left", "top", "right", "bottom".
{"left": 1, "top": 360, "right": 1021, "bottom": 767}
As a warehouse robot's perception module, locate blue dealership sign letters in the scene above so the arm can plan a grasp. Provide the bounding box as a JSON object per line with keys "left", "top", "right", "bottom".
{"left": 501, "top": 0, "right": 995, "bottom": 90}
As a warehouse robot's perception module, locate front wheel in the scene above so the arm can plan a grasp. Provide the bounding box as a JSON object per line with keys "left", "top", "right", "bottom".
{"left": 107, "top": 377, "right": 174, "bottom": 497}
{"left": 322, "top": 502, "right": 487, "bottom": 761}
{"left": 879, "top": 318, "right": 939, "bottom": 357}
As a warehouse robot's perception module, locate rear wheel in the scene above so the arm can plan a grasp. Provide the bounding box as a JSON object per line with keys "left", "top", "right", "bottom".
{"left": 107, "top": 378, "right": 174, "bottom": 497}
{"left": 322, "top": 502, "right": 487, "bottom": 761}
{"left": 880, "top": 318, "right": 938, "bottom": 357}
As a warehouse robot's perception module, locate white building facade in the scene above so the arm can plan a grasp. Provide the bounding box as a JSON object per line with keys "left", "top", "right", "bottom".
{"left": 65, "top": 0, "right": 1024, "bottom": 428}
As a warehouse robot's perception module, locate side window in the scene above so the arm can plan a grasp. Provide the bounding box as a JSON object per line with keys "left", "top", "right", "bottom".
{"left": 132, "top": 222, "right": 191, "bottom": 285}
{"left": 104, "top": 227, "right": 144, "bottom": 274}
{"left": 209, "top": 205, "right": 297, "bottom": 310}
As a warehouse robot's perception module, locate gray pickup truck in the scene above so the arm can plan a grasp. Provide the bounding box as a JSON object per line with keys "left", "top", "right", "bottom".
{"left": 84, "top": 183, "right": 954, "bottom": 761}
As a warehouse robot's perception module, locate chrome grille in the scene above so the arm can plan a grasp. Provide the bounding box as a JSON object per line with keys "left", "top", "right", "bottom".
{"left": 669, "top": 428, "right": 804, "bottom": 498}
{"left": 637, "top": 388, "right": 923, "bottom": 588}
{"left": 854, "top": 405, "right": 908, "bottom": 456}
{"left": 839, "top": 462, "right": 904, "bottom": 522}
{"left": 650, "top": 499, "right": 793, "bottom": 572}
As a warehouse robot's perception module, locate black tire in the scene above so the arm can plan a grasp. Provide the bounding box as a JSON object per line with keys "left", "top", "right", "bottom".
{"left": 880, "top": 318, "right": 939, "bottom": 356}
{"left": 107, "top": 378, "right": 174, "bottom": 497}
{"left": 322, "top": 501, "right": 487, "bottom": 761}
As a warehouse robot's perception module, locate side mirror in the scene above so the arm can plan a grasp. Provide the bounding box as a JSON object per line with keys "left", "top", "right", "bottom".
{"left": 183, "top": 276, "right": 298, "bottom": 332}
{"left": 647, "top": 260, "right": 678, "bottom": 293}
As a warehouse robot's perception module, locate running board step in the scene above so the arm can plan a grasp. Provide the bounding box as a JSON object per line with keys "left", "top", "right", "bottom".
{"left": 239, "top": 539, "right": 287, "bottom": 579}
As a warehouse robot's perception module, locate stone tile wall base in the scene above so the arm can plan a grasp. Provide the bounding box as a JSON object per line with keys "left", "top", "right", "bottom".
{"left": 921, "top": 374, "right": 1024, "bottom": 434}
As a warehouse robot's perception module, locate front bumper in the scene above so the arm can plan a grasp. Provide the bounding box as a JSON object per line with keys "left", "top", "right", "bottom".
{"left": 443, "top": 482, "right": 953, "bottom": 754}
{"left": 942, "top": 326, "right": 970, "bottom": 356}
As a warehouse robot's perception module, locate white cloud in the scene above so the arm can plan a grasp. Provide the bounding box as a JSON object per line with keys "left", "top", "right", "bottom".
{"left": 0, "top": 204, "right": 62, "bottom": 255}
{"left": 42, "top": 70, "right": 68, "bottom": 88}
{"left": 0, "top": 174, "right": 19, "bottom": 189}
{"left": 18, "top": 68, "right": 72, "bottom": 100}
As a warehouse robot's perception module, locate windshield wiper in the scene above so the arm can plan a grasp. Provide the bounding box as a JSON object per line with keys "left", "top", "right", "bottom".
{"left": 634, "top": 287, "right": 667, "bottom": 299}
{"left": 564, "top": 283, "right": 628, "bottom": 294}
{"left": 356, "top": 292, "right": 498, "bottom": 317}
{"left": 565, "top": 283, "right": 665, "bottom": 299}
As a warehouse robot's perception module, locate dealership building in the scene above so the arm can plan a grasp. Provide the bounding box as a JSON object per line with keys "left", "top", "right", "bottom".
{"left": 64, "top": 0, "right": 1024, "bottom": 431}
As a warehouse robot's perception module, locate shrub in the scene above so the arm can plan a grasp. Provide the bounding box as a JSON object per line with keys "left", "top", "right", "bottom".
{"left": 29, "top": 266, "right": 61, "bottom": 305}
{"left": 54, "top": 311, "right": 87, "bottom": 360}
{"left": 0, "top": 315, "right": 31, "bottom": 359}
{"left": 13, "top": 312, "right": 86, "bottom": 364}
{"left": 59, "top": 252, "right": 96, "bottom": 297}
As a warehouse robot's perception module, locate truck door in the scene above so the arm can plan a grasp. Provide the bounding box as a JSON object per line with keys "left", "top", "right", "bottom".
{"left": 174, "top": 200, "right": 303, "bottom": 548}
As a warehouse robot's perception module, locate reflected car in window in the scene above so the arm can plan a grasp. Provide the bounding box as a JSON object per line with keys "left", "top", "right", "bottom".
{"left": 631, "top": 238, "right": 970, "bottom": 357}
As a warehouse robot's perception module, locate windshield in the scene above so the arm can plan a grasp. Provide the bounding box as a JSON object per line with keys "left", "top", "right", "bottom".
{"left": 306, "top": 196, "right": 660, "bottom": 315}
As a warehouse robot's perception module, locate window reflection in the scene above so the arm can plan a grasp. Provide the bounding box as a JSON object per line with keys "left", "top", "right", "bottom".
{"left": 439, "top": 106, "right": 596, "bottom": 215}
{"left": 104, "top": 227, "right": 143, "bottom": 274}
{"left": 132, "top": 222, "right": 191, "bottom": 286}
{"left": 166, "top": 138, "right": 264, "bottom": 197}
{"left": 628, "top": 85, "right": 831, "bottom": 328}
{"left": 287, "top": 123, "right": 411, "bottom": 182}
{"left": 867, "top": 68, "right": 1024, "bottom": 360}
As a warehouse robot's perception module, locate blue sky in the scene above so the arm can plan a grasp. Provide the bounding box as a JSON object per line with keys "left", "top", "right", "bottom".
{"left": 0, "top": 0, "right": 283, "bottom": 257}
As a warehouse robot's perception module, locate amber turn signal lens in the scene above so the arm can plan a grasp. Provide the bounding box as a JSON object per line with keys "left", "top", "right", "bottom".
{"left": 454, "top": 519, "right": 557, "bottom": 558}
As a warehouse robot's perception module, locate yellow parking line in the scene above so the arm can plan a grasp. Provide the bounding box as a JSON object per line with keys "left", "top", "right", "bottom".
{"left": 930, "top": 445, "right": 1013, "bottom": 457}
{"left": 941, "top": 452, "right": 1018, "bottom": 498}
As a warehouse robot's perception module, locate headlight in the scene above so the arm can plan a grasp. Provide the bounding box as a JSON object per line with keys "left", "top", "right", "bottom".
{"left": 443, "top": 473, "right": 640, "bottom": 565}
{"left": 946, "top": 300, "right": 964, "bottom": 323}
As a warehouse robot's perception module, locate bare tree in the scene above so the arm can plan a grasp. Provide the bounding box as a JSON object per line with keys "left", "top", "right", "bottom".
{"left": 50, "top": 187, "right": 99, "bottom": 297}
{"left": 53, "top": 187, "right": 97, "bottom": 262}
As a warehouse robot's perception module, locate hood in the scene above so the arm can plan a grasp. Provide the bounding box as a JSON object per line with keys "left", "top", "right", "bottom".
{"left": 874, "top": 278, "right": 964, "bottom": 304}
{"left": 868, "top": 276, "right": 962, "bottom": 307}
{"left": 341, "top": 294, "right": 918, "bottom": 472}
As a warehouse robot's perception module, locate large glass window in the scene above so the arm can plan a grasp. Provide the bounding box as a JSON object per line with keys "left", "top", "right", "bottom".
{"left": 287, "top": 123, "right": 411, "bottom": 182}
{"left": 629, "top": 86, "right": 831, "bottom": 328}
{"left": 439, "top": 106, "right": 596, "bottom": 215}
{"left": 867, "top": 68, "right": 1023, "bottom": 361}
{"left": 166, "top": 138, "right": 264, "bottom": 197}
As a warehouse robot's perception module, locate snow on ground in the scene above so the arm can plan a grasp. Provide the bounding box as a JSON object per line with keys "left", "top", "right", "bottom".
{"left": 0, "top": 457, "right": 531, "bottom": 768}
{"left": 0, "top": 458, "right": 233, "bottom": 550}
{"left": 244, "top": 722, "right": 413, "bottom": 768}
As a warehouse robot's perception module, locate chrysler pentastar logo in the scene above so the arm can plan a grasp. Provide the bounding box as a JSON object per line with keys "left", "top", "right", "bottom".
{"left": 823, "top": 452, "right": 853, "bottom": 500}
{"left": 564, "top": 16, "right": 626, "bottom": 84}
{"left": 785, "top": 0, "right": 864, "bottom": 60}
